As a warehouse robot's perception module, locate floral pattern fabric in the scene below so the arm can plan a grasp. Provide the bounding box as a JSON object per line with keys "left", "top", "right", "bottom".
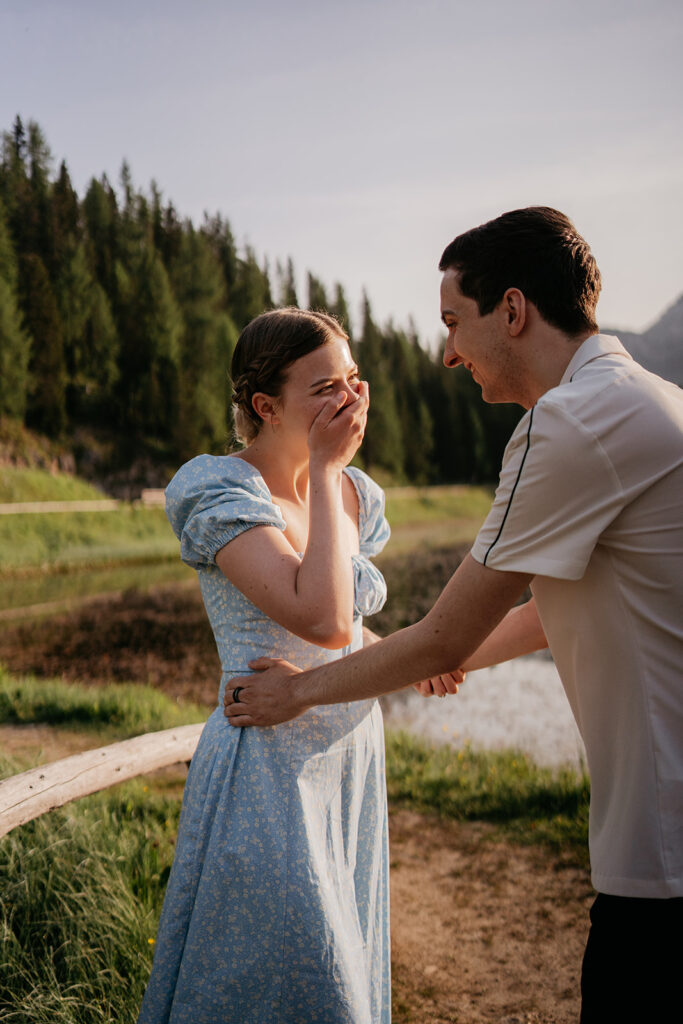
{"left": 137, "top": 456, "right": 391, "bottom": 1024}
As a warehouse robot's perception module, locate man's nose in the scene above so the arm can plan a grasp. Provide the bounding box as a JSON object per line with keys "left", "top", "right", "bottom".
{"left": 443, "top": 336, "right": 459, "bottom": 368}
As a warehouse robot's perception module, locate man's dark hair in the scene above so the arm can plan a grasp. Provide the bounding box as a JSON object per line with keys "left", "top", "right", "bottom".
{"left": 439, "top": 207, "right": 601, "bottom": 336}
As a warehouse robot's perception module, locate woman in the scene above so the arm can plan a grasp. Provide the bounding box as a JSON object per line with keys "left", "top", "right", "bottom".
{"left": 138, "top": 308, "right": 391, "bottom": 1024}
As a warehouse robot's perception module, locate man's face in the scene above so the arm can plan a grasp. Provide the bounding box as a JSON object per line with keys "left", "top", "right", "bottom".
{"left": 440, "top": 269, "right": 520, "bottom": 405}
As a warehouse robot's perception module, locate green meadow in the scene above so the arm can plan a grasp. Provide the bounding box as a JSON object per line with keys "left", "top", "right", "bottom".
{"left": 0, "top": 467, "right": 494, "bottom": 573}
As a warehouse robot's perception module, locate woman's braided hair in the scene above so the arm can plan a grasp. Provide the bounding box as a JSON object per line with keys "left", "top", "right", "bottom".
{"left": 230, "top": 306, "right": 348, "bottom": 446}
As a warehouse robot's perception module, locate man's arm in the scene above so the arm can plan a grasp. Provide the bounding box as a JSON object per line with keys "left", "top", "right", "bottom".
{"left": 412, "top": 597, "right": 546, "bottom": 696}
{"left": 461, "top": 597, "right": 547, "bottom": 670}
{"left": 224, "top": 554, "right": 532, "bottom": 727}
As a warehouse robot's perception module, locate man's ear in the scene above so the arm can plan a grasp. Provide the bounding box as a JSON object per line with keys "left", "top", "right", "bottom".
{"left": 503, "top": 288, "right": 526, "bottom": 337}
{"left": 251, "top": 392, "right": 279, "bottom": 426}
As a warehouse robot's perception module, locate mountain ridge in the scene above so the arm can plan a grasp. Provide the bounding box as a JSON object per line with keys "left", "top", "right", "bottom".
{"left": 602, "top": 292, "right": 683, "bottom": 385}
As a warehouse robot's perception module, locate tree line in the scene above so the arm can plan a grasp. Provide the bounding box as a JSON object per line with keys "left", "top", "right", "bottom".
{"left": 0, "top": 116, "right": 521, "bottom": 483}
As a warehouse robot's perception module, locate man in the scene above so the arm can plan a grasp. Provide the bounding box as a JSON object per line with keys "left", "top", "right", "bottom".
{"left": 223, "top": 207, "right": 683, "bottom": 1020}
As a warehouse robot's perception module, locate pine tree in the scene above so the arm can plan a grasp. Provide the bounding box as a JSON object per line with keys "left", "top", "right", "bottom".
{"left": 171, "top": 226, "right": 233, "bottom": 459}
{"left": 25, "top": 121, "right": 53, "bottom": 268}
{"left": 118, "top": 162, "right": 150, "bottom": 269}
{"left": 18, "top": 253, "right": 67, "bottom": 436}
{"left": 152, "top": 184, "right": 184, "bottom": 268}
{"left": 276, "top": 256, "right": 298, "bottom": 307}
{"left": 58, "top": 240, "right": 121, "bottom": 422}
{"left": 387, "top": 325, "right": 435, "bottom": 483}
{"left": 80, "top": 281, "right": 119, "bottom": 417}
{"left": 58, "top": 243, "right": 93, "bottom": 366}
{"left": 49, "top": 161, "right": 80, "bottom": 279}
{"left": 83, "top": 175, "right": 119, "bottom": 297}
{"left": 231, "top": 247, "right": 272, "bottom": 328}
{"left": 0, "top": 117, "right": 32, "bottom": 259}
{"left": 0, "top": 197, "right": 19, "bottom": 289}
{"left": 306, "top": 272, "right": 328, "bottom": 312}
{"left": 0, "top": 279, "right": 30, "bottom": 420}
{"left": 356, "top": 295, "right": 403, "bottom": 478}
{"left": 0, "top": 200, "right": 31, "bottom": 419}
{"left": 202, "top": 213, "right": 238, "bottom": 305}
{"left": 330, "top": 283, "right": 353, "bottom": 343}
{"left": 114, "top": 245, "right": 182, "bottom": 444}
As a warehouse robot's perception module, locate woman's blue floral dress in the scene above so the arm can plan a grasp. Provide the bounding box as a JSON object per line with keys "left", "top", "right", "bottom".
{"left": 137, "top": 456, "right": 391, "bottom": 1024}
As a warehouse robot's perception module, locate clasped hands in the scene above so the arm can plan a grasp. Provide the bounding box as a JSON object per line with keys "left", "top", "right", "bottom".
{"left": 413, "top": 668, "right": 466, "bottom": 697}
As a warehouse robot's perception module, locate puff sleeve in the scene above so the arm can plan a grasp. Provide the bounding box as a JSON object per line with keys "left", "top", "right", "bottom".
{"left": 345, "top": 466, "right": 391, "bottom": 557}
{"left": 345, "top": 467, "right": 391, "bottom": 617}
{"left": 165, "top": 455, "right": 286, "bottom": 570}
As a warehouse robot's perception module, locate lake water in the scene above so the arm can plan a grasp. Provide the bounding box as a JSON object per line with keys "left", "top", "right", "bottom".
{"left": 381, "top": 652, "right": 586, "bottom": 769}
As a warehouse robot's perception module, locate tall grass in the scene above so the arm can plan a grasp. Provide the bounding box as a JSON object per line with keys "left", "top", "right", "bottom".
{"left": 0, "top": 778, "right": 178, "bottom": 1023}
{"left": 0, "top": 674, "right": 202, "bottom": 1020}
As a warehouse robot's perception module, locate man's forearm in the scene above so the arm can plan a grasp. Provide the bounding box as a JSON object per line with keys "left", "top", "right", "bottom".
{"left": 291, "top": 555, "right": 532, "bottom": 710}
{"left": 461, "top": 597, "right": 547, "bottom": 672}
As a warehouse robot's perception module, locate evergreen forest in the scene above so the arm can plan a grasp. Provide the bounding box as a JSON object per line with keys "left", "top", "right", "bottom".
{"left": 0, "top": 116, "right": 522, "bottom": 487}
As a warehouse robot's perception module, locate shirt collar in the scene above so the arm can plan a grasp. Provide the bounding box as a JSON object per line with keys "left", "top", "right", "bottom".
{"left": 560, "top": 333, "right": 632, "bottom": 386}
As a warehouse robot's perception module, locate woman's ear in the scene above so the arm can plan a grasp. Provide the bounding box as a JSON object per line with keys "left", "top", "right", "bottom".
{"left": 503, "top": 288, "right": 526, "bottom": 337}
{"left": 251, "top": 392, "right": 280, "bottom": 426}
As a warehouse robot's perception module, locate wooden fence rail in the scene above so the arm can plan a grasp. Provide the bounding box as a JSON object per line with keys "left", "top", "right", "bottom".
{"left": 0, "top": 723, "right": 203, "bottom": 838}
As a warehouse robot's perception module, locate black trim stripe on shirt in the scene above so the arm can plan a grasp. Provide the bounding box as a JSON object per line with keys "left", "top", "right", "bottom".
{"left": 483, "top": 406, "right": 535, "bottom": 566}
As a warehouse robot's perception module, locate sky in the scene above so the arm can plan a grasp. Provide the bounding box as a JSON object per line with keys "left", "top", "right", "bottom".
{"left": 2, "top": 0, "right": 682, "bottom": 348}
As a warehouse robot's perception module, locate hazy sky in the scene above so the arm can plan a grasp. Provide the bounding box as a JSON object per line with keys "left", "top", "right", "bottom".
{"left": 2, "top": 0, "right": 682, "bottom": 346}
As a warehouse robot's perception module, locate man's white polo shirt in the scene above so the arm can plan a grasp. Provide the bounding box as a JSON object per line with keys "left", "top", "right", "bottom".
{"left": 471, "top": 334, "right": 683, "bottom": 898}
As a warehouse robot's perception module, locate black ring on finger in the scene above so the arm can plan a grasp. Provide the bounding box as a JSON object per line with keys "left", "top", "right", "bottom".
{"left": 232, "top": 687, "right": 243, "bottom": 704}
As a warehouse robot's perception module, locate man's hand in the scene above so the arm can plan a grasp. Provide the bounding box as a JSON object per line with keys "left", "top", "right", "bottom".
{"left": 223, "top": 658, "right": 307, "bottom": 727}
{"left": 413, "top": 668, "right": 465, "bottom": 698}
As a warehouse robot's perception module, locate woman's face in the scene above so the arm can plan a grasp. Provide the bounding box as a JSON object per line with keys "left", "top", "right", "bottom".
{"left": 273, "top": 333, "right": 362, "bottom": 442}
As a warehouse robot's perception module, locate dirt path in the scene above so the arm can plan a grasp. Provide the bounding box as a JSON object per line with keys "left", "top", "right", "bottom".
{"left": 390, "top": 809, "right": 591, "bottom": 1023}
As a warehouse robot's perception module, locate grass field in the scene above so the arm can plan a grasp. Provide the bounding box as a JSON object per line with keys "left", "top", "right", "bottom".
{"left": 0, "top": 560, "right": 194, "bottom": 618}
{"left": 381, "top": 484, "right": 493, "bottom": 555}
{"left": 0, "top": 467, "right": 177, "bottom": 573}
{"left": 0, "top": 505, "right": 178, "bottom": 573}
{"left": 1, "top": 467, "right": 493, "bottom": 575}
{"left": 0, "top": 467, "right": 107, "bottom": 504}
